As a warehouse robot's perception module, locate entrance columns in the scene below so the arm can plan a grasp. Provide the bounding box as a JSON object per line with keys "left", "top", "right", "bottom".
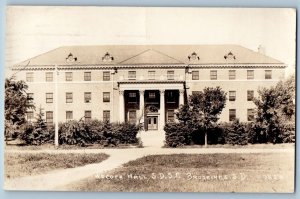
{"left": 119, "top": 90, "right": 125, "bottom": 123}
{"left": 160, "top": 90, "right": 165, "bottom": 130}
{"left": 139, "top": 90, "right": 145, "bottom": 125}
{"left": 179, "top": 89, "right": 184, "bottom": 106}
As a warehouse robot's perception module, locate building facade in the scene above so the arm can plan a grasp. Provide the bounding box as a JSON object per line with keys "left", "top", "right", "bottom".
{"left": 11, "top": 45, "right": 286, "bottom": 131}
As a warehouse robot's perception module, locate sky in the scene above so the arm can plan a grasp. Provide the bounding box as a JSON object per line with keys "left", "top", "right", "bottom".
{"left": 5, "top": 6, "right": 296, "bottom": 76}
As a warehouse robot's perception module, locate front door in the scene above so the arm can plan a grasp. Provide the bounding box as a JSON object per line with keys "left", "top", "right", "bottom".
{"left": 147, "top": 116, "right": 158, "bottom": 130}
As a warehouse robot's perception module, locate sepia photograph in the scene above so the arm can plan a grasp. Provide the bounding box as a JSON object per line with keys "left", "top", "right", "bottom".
{"left": 3, "top": 6, "right": 296, "bottom": 192}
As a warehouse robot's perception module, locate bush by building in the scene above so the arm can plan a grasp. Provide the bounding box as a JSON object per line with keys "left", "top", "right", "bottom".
{"left": 223, "top": 120, "right": 248, "bottom": 145}
{"left": 20, "top": 119, "right": 139, "bottom": 146}
{"left": 164, "top": 122, "right": 192, "bottom": 147}
{"left": 59, "top": 120, "right": 139, "bottom": 147}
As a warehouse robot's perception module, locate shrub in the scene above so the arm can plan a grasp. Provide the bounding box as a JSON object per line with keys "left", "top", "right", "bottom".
{"left": 5, "top": 122, "right": 21, "bottom": 141}
{"left": 281, "top": 123, "right": 295, "bottom": 143}
{"left": 164, "top": 122, "right": 192, "bottom": 147}
{"left": 58, "top": 120, "right": 139, "bottom": 147}
{"left": 58, "top": 120, "right": 91, "bottom": 146}
{"left": 223, "top": 120, "right": 248, "bottom": 145}
{"left": 19, "top": 119, "right": 139, "bottom": 147}
{"left": 247, "top": 121, "right": 295, "bottom": 144}
{"left": 21, "top": 123, "right": 54, "bottom": 145}
{"left": 208, "top": 124, "right": 227, "bottom": 145}
{"left": 111, "top": 122, "right": 139, "bottom": 144}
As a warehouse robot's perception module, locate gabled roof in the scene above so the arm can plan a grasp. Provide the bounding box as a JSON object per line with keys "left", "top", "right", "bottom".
{"left": 14, "top": 44, "right": 284, "bottom": 67}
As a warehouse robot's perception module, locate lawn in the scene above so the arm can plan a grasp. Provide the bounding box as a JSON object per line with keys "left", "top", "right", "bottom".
{"left": 4, "top": 153, "right": 109, "bottom": 179}
{"left": 64, "top": 152, "right": 295, "bottom": 193}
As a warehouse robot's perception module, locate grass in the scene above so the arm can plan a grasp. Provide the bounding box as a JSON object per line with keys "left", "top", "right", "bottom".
{"left": 173, "top": 143, "right": 295, "bottom": 149}
{"left": 4, "top": 153, "right": 109, "bottom": 179}
{"left": 5, "top": 143, "right": 139, "bottom": 150}
{"left": 64, "top": 153, "right": 295, "bottom": 193}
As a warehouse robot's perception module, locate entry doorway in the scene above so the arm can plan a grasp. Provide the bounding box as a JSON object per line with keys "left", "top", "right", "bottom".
{"left": 147, "top": 116, "right": 158, "bottom": 130}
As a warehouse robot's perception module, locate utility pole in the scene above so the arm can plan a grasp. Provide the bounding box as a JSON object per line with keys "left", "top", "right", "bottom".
{"left": 54, "top": 64, "right": 59, "bottom": 147}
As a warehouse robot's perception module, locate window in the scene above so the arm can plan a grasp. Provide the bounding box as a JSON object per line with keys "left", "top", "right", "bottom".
{"left": 84, "top": 92, "right": 91, "bottom": 103}
{"left": 166, "top": 91, "right": 176, "bottom": 103}
{"left": 45, "top": 72, "right": 53, "bottom": 82}
{"left": 192, "top": 71, "right": 199, "bottom": 80}
{"left": 229, "top": 70, "right": 236, "bottom": 80}
{"left": 229, "top": 91, "right": 236, "bottom": 101}
{"left": 27, "top": 93, "right": 34, "bottom": 104}
{"left": 167, "top": 109, "right": 175, "bottom": 122}
{"left": 84, "top": 72, "right": 91, "bottom": 81}
{"left": 149, "top": 92, "right": 156, "bottom": 99}
{"left": 103, "top": 71, "right": 110, "bottom": 81}
{"left": 128, "top": 71, "right": 136, "bottom": 79}
{"left": 84, "top": 111, "right": 91, "bottom": 122}
{"left": 46, "top": 111, "right": 53, "bottom": 124}
{"left": 128, "top": 110, "right": 136, "bottom": 124}
{"left": 210, "top": 70, "right": 217, "bottom": 80}
{"left": 128, "top": 92, "right": 137, "bottom": 103}
{"left": 66, "top": 111, "right": 73, "bottom": 121}
{"left": 103, "top": 92, "right": 110, "bottom": 102}
{"left": 103, "top": 110, "right": 110, "bottom": 122}
{"left": 27, "top": 111, "right": 34, "bottom": 122}
{"left": 26, "top": 72, "right": 34, "bottom": 82}
{"left": 148, "top": 71, "right": 155, "bottom": 80}
{"left": 247, "top": 109, "right": 255, "bottom": 121}
{"left": 65, "top": 72, "right": 73, "bottom": 81}
{"left": 167, "top": 71, "right": 174, "bottom": 80}
{"left": 265, "top": 70, "right": 272, "bottom": 79}
{"left": 46, "top": 93, "right": 53, "bottom": 103}
{"left": 247, "top": 70, "right": 254, "bottom": 79}
{"left": 247, "top": 90, "right": 254, "bottom": 101}
{"left": 229, "top": 109, "right": 236, "bottom": 121}
{"left": 66, "top": 92, "right": 73, "bottom": 103}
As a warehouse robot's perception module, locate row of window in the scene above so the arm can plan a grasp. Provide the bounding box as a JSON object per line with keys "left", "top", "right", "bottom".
{"left": 31, "top": 90, "right": 255, "bottom": 104}
{"left": 192, "top": 70, "right": 272, "bottom": 80}
{"left": 192, "top": 90, "right": 255, "bottom": 101}
{"left": 27, "top": 108, "right": 254, "bottom": 123}
{"left": 31, "top": 92, "right": 111, "bottom": 104}
{"left": 32, "top": 91, "right": 178, "bottom": 104}
{"left": 27, "top": 110, "right": 111, "bottom": 123}
{"left": 26, "top": 71, "right": 111, "bottom": 82}
{"left": 25, "top": 69, "right": 273, "bottom": 82}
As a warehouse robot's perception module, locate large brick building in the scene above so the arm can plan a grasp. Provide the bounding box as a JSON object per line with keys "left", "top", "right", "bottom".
{"left": 11, "top": 45, "right": 286, "bottom": 131}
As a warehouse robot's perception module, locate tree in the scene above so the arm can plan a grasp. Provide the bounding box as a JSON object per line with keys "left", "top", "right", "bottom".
{"left": 35, "top": 106, "right": 47, "bottom": 131}
{"left": 5, "top": 77, "right": 35, "bottom": 140}
{"left": 21, "top": 107, "right": 54, "bottom": 145}
{"left": 253, "top": 75, "right": 295, "bottom": 143}
{"left": 188, "top": 87, "right": 227, "bottom": 146}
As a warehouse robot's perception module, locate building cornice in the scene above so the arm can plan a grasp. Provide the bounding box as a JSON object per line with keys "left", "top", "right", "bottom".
{"left": 11, "top": 63, "right": 287, "bottom": 71}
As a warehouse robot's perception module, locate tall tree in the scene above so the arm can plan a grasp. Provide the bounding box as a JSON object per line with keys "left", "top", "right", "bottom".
{"left": 5, "top": 77, "right": 35, "bottom": 140}
{"left": 189, "top": 87, "right": 227, "bottom": 146}
{"left": 253, "top": 75, "right": 295, "bottom": 143}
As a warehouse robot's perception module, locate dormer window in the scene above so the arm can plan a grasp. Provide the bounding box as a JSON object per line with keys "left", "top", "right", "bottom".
{"left": 224, "top": 51, "right": 236, "bottom": 60}
{"left": 102, "top": 52, "right": 114, "bottom": 62}
{"left": 188, "top": 52, "right": 200, "bottom": 61}
{"left": 66, "top": 53, "right": 77, "bottom": 62}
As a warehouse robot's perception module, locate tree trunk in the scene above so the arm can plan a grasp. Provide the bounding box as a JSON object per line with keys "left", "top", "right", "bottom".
{"left": 204, "top": 131, "right": 208, "bottom": 147}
